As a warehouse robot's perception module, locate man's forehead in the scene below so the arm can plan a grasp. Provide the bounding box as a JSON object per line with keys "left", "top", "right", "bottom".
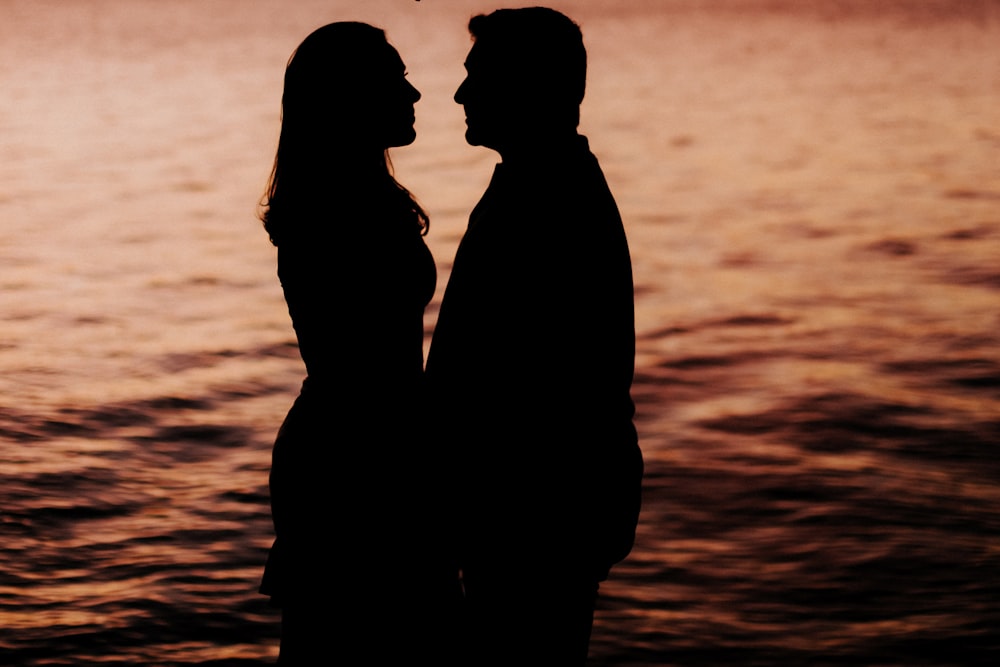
{"left": 464, "top": 42, "right": 485, "bottom": 68}
{"left": 464, "top": 41, "right": 514, "bottom": 73}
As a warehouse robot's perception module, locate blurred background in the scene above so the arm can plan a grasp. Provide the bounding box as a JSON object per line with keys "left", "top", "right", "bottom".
{"left": 1, "top": 0, "right": 998, "bottom": 664}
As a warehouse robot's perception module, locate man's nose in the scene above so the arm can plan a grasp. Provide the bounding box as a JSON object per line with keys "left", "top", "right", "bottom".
{"left": 454, "top": 78, "right": 468, "bottom": 104}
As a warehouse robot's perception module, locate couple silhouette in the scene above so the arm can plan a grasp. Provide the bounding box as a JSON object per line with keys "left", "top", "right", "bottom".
{"left": 257, "top": 8, "right": 642, "bottom": 666}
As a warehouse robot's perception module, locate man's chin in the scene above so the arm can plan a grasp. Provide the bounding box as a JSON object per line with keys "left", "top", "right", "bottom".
{"left": 464, "top": 127, "right": 498, "bottom": 151}
{"left": 464, "top": 127, "right": 482, "bottom": 147}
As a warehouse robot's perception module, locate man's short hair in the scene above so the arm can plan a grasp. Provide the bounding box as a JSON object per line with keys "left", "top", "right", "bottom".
{"left": 468, "top": 7, "right": 587, "bottom": 111}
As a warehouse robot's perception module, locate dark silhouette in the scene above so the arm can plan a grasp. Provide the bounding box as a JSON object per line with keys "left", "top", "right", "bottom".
{"left": 426, "top": 8, "right": 643, "bottom": 665}
{"left": 257, "top": 22, "right": 458, "bottom": 665}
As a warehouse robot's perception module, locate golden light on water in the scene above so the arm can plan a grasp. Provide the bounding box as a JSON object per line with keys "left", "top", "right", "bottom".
{"left": 1, "top": 0, "right": 999, "bottom": 664}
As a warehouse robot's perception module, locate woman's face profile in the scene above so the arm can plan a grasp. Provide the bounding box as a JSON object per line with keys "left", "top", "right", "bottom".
{"left": 372, "top": 45, "right": 421, "bottom": 149}
{"left": 286, "top": 28, "right": 422, "bottom": 154}
{"left": 327, "top": 42, "right": 420, "bottom": 150}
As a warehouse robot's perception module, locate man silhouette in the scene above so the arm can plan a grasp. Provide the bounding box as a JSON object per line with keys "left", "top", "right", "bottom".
{"left": 426, "top": 8, "right": 642, "bottom": 664}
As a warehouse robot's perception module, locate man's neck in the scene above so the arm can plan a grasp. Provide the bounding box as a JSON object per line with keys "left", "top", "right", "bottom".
{"left": 496, "top": 129, "right": 582, "bottom": 167}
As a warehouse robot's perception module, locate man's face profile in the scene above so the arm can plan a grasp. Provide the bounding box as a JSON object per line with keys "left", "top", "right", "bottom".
{"left": 455, "top": 42, "right": 520, "bottom": 152}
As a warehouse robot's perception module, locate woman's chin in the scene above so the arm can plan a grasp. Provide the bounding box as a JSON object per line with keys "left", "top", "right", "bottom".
{"left": 385, "top": 126, "right": 417, "bottom": 148}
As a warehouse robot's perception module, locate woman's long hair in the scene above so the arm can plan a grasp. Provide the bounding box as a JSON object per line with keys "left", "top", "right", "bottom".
{"left": 259, "top": 22, "right": 428, "bottom": 246}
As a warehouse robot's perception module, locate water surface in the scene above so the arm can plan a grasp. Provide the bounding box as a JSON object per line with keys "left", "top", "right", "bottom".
{"left": 1, "top": 1, "right": 999, "bottom": 664}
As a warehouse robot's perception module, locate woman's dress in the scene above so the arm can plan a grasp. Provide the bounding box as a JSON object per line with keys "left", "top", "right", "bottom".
{"left": 260, "top": 197, "right": 442, "bottom": 616}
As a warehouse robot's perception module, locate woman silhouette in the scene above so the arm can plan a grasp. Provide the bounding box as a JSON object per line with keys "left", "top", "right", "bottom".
{"left": 257, "top": 23, "right": 455, "bottom": 664}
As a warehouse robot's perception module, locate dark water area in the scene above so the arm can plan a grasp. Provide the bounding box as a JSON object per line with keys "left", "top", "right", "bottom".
{"left": 3, "top": 355, "right": 999, "bottom": 665}
{"left": 2, "top": 0, "right": 1000, "bottom": 665}
{"left": 1, "top": 376, "right": 282, "bottom": 665}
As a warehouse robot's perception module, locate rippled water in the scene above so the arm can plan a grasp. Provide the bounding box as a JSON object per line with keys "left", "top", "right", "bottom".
{"left": 2, "top": 1, "right": 999, "bottom": 665}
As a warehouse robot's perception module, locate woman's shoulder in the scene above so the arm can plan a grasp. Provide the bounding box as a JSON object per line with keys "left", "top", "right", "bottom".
{"left": 276, "top": 212, "right": 426, "bottom": 277}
